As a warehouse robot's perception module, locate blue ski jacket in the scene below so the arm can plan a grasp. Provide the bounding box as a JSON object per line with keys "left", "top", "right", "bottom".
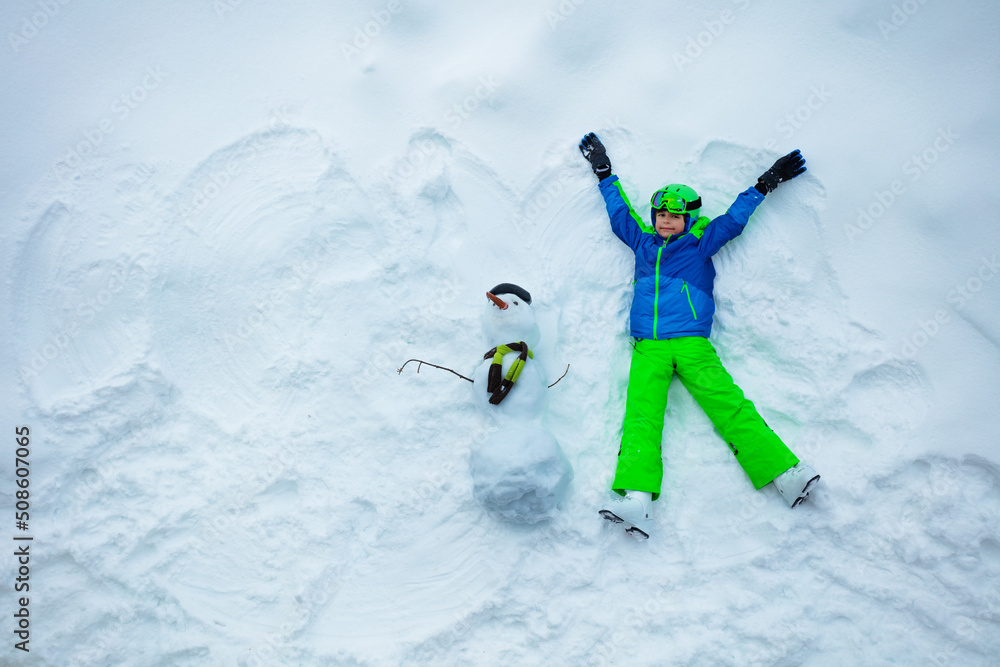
{"left": 598, "top": 175, "right": 765, "bottom": 340}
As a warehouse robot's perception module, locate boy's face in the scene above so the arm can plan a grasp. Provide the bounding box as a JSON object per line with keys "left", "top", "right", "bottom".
{"left": 654, "top": 210, "right": 686, "bottom": 239}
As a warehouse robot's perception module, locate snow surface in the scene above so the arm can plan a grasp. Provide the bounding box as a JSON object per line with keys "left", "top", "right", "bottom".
{"left": 2, "top": 0, "right": 1000, "bottom": 664}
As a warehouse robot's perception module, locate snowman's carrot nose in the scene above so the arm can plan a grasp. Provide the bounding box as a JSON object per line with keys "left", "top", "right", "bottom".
{"left": 487, "top": 292, "right": 508, "bottom": 310}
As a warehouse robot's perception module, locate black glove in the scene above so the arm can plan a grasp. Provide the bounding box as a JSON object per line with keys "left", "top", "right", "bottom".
{"left": 579, "top": 132, "right": 613, "bottom": 180}
{"left": 755, "top": 149, "right": 806, "bottom": 195}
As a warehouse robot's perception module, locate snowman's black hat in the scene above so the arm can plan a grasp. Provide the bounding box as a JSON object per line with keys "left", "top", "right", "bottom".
{"left": 488, "top": 283, "right": 531, "bottom": 305}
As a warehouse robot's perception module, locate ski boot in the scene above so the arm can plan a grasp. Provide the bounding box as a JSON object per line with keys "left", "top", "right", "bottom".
{"left": 599, "top": 490, "right": 652, "bottom": 539}
{"left": 773, "top": 462, "right": 820, "bottom": 507}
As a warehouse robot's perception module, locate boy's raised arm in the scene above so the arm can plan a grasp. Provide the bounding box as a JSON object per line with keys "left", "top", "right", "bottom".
{"left": 599, "top": 177, "right": 650, "bottom": 250}
{"left": 580, "top": 132, "right": 648, "bottom": 250}
{"left": 755, "top": 149, "right": 807, "bottom": 195}
{"left": 579, "top": 132, "right": 612, "bottom": 181}
{"left": 698, "top": 149, "right": 808, "bottom": 257}
{"left": 697, "top": 187, "right": 765, "bottom": 257}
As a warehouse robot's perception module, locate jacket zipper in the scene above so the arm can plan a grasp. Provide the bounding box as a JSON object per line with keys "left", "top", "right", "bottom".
{"left": 653, "top": 245, "right": 664, "bottom": 338}
{"left": 681, "top": 281, "right": 698, "bottom": 320}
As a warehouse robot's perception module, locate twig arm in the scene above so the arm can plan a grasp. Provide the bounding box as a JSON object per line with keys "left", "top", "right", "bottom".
{"left": 398, "top": 359, "right": 474, "bottom": 383}
{"left": 548, "top": 364, "right": 570, "bottom": 388}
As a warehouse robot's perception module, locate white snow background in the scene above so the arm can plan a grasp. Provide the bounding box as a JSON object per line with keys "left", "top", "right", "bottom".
{"left": 2, "top": 0, "right": 1000, "bottom": 665}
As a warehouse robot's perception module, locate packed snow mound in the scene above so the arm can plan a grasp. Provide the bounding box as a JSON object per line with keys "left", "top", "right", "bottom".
{"left": 469, "top": 423, "right": 574, "bottom": 523}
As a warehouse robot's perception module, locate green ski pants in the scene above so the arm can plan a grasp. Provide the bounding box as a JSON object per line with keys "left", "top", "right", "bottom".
{"left": 612, "top": 337, "right": 798, "bottom": 500}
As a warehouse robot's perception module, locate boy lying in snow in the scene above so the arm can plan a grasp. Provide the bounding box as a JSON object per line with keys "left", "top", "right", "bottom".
{"left": 579, "top": 132, "right": 820, "bottom": 539}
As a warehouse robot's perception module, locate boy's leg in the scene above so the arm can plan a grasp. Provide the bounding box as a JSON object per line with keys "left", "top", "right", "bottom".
{"left": 673, "top": 337, "right": 798, "bottom": 490}
{"left": 612, "top": 339, "right": 673, "bottom": 500}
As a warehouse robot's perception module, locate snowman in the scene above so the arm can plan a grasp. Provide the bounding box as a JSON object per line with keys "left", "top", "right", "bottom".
{"left": 468, "top": 283, "right": 574, "bottom": 523}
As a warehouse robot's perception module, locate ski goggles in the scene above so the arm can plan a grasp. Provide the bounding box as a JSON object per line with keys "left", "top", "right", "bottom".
{"left": 650, "top": 190, "right": 701, "bottom": 213}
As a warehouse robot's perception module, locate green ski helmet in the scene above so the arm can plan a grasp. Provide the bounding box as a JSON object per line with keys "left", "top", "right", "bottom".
{"left": 650, "top": 183, "right": 701, "bottom": 229}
